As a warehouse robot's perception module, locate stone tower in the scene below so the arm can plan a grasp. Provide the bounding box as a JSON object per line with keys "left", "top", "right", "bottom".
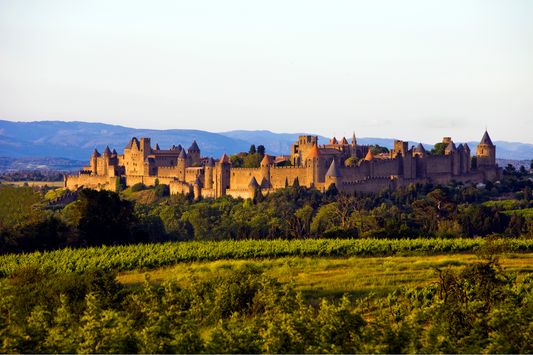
{"left": 476, "top": 131, "right": 496, "bottom": 166}
{"left": 204, "top": 157, "right": 215, "bottom": 189}
{"left": 216, "top": 153, "right": 231, "bottom": 198}
{"left": 90, "top": 148, "right": 100, "bottom": 176}
{"left": 325, "top": 160, "right": 343, "bottom": 190}
{"left": 306, "top": 143, "right": 325, "bottom": 188}
{"left": 187, "top": 140, "right": 201, "bottom": 166}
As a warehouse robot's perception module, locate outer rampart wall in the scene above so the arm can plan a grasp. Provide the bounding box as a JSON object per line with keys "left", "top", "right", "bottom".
{"left": 65, "top": 174, "right": 115, "bottom": 190}
{"left": 230, "top": 167, "right": 263, "bottom": 190}
{"left": 270, "top": 166, "right": 308, "bottom": 189}
{"left": 169, "top": 181, "right": 193, "bottom": 195}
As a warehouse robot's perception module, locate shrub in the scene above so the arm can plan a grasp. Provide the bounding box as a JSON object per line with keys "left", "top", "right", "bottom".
{"left": 155, "top": 183, "right": 169, "bottom": 197}
{"left": 131, "top": 183, "right": 145, "bottom": 192}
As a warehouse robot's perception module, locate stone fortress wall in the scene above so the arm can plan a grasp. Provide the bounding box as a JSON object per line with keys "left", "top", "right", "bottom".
{"left": 65, "top": 130, "right": 503, "bottom": 199}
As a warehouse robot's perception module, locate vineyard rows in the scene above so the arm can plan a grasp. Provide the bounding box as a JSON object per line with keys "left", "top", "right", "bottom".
{"left": 1, "top": 238, "right": 533, "bottom": 277}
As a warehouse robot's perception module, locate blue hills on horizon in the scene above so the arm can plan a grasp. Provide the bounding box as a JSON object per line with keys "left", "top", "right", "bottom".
{"left": 0, "top": 120, "right": 532, "bottom": 163}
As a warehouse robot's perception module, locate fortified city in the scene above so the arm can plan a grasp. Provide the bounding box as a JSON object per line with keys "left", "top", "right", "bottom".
{"left": 65, "top": 130, "right": 503, "bottom": 198}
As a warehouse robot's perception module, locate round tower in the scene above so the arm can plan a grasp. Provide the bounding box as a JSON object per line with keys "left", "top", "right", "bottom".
{"left": 325, "top": 160, "right": 343, "bottom": 191}
{"left": 260, "top": 154, "right": 275, "bottom": 189}
{"left": 205, "top": 157, "right": 215, "bottom": 189}
{"left": 306, "top": 143, "right": 325, "bottom": 187}
{"left": 187, "top": 140, "right": 201, "bottom": 166}
{"left": 90, "top": 148, "right": 101, "bottom": 176}
{"left": 476, "top": 131, "right": 496, "bottom": 166}
{"left": 193, "top": 176, "right": 202, "bottom": 200}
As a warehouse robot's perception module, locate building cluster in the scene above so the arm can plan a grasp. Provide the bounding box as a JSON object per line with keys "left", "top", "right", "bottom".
{"left": 65, "top": 131, "right": 502, "bottom": 199}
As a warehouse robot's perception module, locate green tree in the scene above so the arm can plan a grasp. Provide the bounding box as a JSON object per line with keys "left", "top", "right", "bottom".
{"left": 249, "top": 145, "right": 256, "bottom": 155}
{"left": 257, "top": 145, "right": 265, "bottom": 156}
{"left": 70, "top": 189, "right": 140, "bottom": 246}
{"left": 429, "top": 142, "right": 448, "bottom": 155}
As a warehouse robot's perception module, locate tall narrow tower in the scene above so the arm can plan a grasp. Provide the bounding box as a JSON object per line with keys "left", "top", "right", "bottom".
{"left": 476, "top": 131, "right": 496, "bottom": 166}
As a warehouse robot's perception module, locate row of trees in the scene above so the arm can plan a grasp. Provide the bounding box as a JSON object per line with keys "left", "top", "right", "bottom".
{"left": 1, "top": 174, "right": 533, "bottom": 255}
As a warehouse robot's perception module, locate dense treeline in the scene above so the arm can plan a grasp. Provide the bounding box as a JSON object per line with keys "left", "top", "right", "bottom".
{"left": 1, "top": 176, "right": 533, "bottom": 255}
{"left": 0, "top": 242, "right": 531, "bottom": 353}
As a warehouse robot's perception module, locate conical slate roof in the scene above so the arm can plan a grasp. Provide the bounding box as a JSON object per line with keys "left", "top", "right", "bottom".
{"left": 144, "top": 157, "right": 155, "bottom": 163}
{"left": 103, "top": 145, "right": 111, "bottom": 155}
{"left": 480, "top": 131, "right": 493, "bottom": 145}
{"left": 178, "top": 149, "right": 188, "bottom": 159}
{"left": 464, "top": 143, "right": 471, "bottom": 151}
{"left": 206, "top": 157, "right": 215, "bottom": 167}
{"left": 92, "top": 148, "right": 101, "bottom": 157}
{"left": 325, "top": 160, "right": 342, "bottom": 177}
{"left": 194, "top": 176, "right": 202, "bottom": 185}
{"left": 154, "top": 143, "right": 160, "bottom": 150}
{"left": 261, "top": 154, "right": 275, "bottom": 165}
{"left": 445, "top": 141, "right": 457, "bottom": 151}
{"left": 307, "top": 144, "right": 323, "bottom": 159}
{"left": 329, "top": 137, "right": 339, "bottom": 145}
{"left": 365, "top": 150, "right": 375, "bottom": 160}
{"left": 188, "top": 140, "right": 200, "bottom": 151}
{"left": 111, "top": 149, "right": 117, "bottom": 155}
{"left": 170, "top": 144, "right": 176, "bottom": 150}
{"left": 339, "top": 137, "right": 348, "bottom": 145}
{"left": 415, "top": 143, "right": 426, "bottom": 153}
{"left": 177, "top": 144, "right": 182, "bottom": 151}
{"left": 125, "top": 137, "right": 138, "bottom": 149}
{"left": 457, "top": 143, "right": 464, "bottom": 151}
{"left": 248, "top": 176, "right": 259, "bottom": 187}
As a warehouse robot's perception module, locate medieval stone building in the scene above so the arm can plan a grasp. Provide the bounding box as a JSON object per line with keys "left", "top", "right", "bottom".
{"left": 65, "top": 131, "right": 503, "bottom": 199}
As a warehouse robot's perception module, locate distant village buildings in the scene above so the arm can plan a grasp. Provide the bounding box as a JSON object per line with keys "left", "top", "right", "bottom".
{"left": 65, "top": 131, "right": 503, "bottom": 199}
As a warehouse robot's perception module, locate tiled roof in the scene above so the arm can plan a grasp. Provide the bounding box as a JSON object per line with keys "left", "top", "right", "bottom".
{"left": 154, "top": 143, "right": 160, "bottom": 150}
{"left": 221, "top": 153, "right": 230, "bottom": 163}
{"left": 261, "top": 154, "right": 275, "bottom": 165}
{"left": 325, "top": 160, "right": 342, "bottom": 177}
{"left": 307, "top": 144, "right": 323, "bottom": 159}
{"left": 365, "top": 150, "right": 375, "bottom": 160}
{"left": 329, "top": 137, "right": 339, "bottom": 145}
{"left": 339, "top": 137, "right": 348, "bottom": 145}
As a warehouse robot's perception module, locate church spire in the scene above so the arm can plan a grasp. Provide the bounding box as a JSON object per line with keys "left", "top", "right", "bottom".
{"left": 352, "top": 131, "right": 357, "bottom": 145}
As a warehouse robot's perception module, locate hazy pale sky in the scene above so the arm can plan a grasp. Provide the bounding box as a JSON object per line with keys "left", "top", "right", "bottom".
{"left": 1, "top": 0, "right": 532, "bottom": 144}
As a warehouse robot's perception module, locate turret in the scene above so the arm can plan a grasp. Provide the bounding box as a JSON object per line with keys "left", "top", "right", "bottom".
{"left": 306, "top": 143, "right": 325, "bottom": 187}
{"left": 413, "top": 143, "right": 427, "bottom": 157}
{"left": 260, "top": 154, "right": 275, "bottom": 188}
{"left": 187, "top": 140, "right": 201, "bottom": 166}
{"left": 177, "top": 148, "right": 189, "bottom": 181}
{"left": 325, "top": 160, "right": 343, "bottom": 190}
{"left": 216, "top": 153, "right": 231, "bottom": 197}
{"left": 90, "top": 148, "right": 101, "bottom": 175}
{"left": 143, "top": 157, "right": 155, "bottom": 176}
{"left": 205, "top": 156, "right": 215, "bottom": 189}
{"left": 193, "top": 176, "right": 202, "bottom": 200}
{"left": 248, "top": 176, "right": 259, "bottom": 199}
{"left": 476, "top": 130, "right": 496, "bottom": 166}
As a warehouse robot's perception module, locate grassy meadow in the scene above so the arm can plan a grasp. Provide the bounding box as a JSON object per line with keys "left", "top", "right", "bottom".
{"left": 116, "top": 252, "right": 533, "bottom": 301}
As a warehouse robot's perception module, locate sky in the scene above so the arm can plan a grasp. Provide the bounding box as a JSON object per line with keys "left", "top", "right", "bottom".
{"left": 1, "top": 0, "right": 532, "bottom": 144}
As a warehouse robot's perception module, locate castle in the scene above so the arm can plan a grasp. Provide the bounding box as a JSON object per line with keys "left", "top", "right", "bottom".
{"left": 64, "top": 131, "right": 503, "bottom": 199}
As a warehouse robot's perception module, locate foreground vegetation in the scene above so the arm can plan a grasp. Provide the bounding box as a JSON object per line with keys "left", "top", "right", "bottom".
{"left": 2, "top": 237, "right": 533, "bottom": 278}
{"left": 1, "top": 169, "right": 533, "bottom": 353}
{"left": 0, "top": 242, "right": 532, "bottom": 353}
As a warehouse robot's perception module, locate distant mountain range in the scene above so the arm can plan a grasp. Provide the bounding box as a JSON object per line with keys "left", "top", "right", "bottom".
{"left": 0, "top": 120, "right": 532, "bottom": 162}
